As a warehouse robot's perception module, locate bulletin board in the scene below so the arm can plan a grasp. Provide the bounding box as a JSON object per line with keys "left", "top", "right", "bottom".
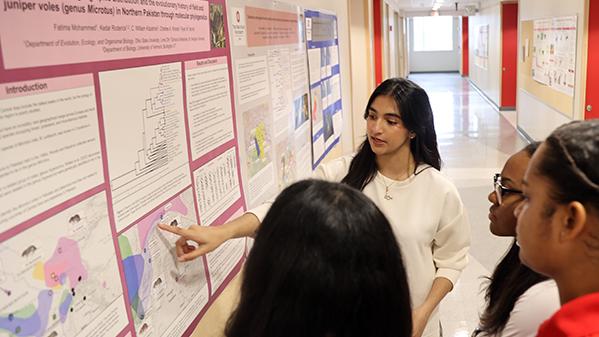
{"left": 0, "top": 0, "right": 343, "bottom": 335}
{"left": 519, "top": 17, "right": 577, "bottom": 118}
{"left": 0, "top": 1, "right": 250, "bottom": 337}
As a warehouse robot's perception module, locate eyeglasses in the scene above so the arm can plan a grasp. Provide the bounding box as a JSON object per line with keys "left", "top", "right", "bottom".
{"left": 494, "top": 173, "right": 523, "bottom": 205}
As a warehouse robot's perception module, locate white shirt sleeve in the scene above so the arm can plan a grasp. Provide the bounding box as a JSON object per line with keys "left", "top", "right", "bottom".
{"left": 432, "top": 181, "right": 471, "bottom": 286}
{"left": 246, "top": 155, "right": 353, "bottom": 222}
{"left": 499, "top": 280, "right": 560, "bottom": 337}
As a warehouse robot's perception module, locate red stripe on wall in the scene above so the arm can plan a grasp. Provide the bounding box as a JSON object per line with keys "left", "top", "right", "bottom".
{"left": 585, "top": 0, "right": 599, "bottom": 119}
{"left": 462, "top": 16, "right": 469, "bottom": 76}
{"left": 501, "top": 3, "right": 518, "bottom": 107}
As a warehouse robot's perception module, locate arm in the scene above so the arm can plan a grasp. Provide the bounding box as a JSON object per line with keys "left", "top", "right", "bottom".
{"left": 412, "top": 183, "right": 471, "bottom": 337}
{"left": 158, "top": 212, "right": 260, "bottom": 261}
{"left": 432, "top": 184, "right": 471, "bottom": 286}
{"left": 412, "top": 277, "right": 453, "bottom": 337}
{"left": 219, "top": 212, "right": 261, "bottom": 238}
{"left": 158, "top": 156, "right": 353, "bottom": 261}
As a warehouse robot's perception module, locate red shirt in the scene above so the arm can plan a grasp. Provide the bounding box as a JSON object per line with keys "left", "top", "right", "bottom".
{"left": 537, "top": 292, "right": 599, "bottom": 337}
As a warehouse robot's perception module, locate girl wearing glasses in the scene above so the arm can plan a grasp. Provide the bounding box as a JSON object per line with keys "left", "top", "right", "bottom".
{"left": 160, "top": 78, "right": 471, "bottom": 337}
{"left": 514, "top": 120, "right": 599, "bottom": 336}
{"left": 474, "top": 142, "right": 559, "bottom": 337}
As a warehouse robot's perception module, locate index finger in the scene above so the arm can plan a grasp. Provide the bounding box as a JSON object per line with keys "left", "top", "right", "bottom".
{"left": 158, "top": 223, "right": 190, "bottom": 238}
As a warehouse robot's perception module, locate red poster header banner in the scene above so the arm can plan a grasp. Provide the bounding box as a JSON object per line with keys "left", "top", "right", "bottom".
{"left": 0, "top": 0, "right": 210, "bottom": 69}
{"left": 245, "top": 6, "right": 298, "bottom": 47}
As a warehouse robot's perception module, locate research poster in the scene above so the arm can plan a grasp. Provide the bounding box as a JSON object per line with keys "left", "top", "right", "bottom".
{"left": 475, "top": 24, "right": 489, "bottom": 70}
{"left": 532, "top": 16, "right": 577, "bottom": 96}
{"left": 0, "top": 0, "right": 246, "bottom": 336}
{"left": 304, "top": 9, "right": 343, "bottom": 169}
{"left": 226, "top": 0, "right": 312, "bottom": 208}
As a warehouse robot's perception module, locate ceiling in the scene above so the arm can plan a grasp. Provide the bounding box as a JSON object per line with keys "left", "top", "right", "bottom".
{"left": 387, "top": 0, "right": 501, "bottom": 14}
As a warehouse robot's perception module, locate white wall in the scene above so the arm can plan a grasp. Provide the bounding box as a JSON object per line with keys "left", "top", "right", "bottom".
{"left": 348, "top": 0, "right": 375, "bottom": 150}
{"left": 408, "top": 16, "right": 460, "bottom": 72}
{"left": 468, "top": 3, "right": 501, "bottom": 106}
{"left": 517, "top": 0, "right": 585, "bottom": 140}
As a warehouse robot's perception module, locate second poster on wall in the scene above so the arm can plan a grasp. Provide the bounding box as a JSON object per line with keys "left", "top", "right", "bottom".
{"left": 226, "top": 0, "right": 313, "bottom": 208}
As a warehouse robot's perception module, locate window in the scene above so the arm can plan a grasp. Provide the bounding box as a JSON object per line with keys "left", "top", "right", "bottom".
{"left": 413, "top": 16, "right": 454, "bottom": 52}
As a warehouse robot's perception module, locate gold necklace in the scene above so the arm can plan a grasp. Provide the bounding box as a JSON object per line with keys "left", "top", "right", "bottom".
{"left": 379, "top": 157, "right": 414, "bottom": 201}
{"left": 381, "top": 177, "right": 395, "bottom": 200}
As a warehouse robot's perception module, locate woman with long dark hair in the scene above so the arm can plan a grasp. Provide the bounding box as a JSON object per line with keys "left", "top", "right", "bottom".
{"left": 474, "top": 142, "right": 559, "bottom": 337}
{"left": 160, "top": 78, "right": 470, "bottom": 337}
{"left": 225, "top": 179, "right": 413, "bottom": 337}
{"left": 514, "top": 120, "right": 599, "bottom": 336}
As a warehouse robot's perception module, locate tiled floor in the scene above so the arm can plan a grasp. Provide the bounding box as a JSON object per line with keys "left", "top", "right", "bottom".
{"left": 407, "top": 73, "right": 528, "bottom": 337}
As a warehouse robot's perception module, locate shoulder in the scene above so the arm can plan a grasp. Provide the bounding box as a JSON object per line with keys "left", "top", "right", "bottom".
{"left": 513, "top": 280, "right": 559, "bottom": 312}
{"left": 519, "top": 280, "right": 559, "bottom": 300}
{"left": 415, "top": 166, "right": 461, "bottom": 198}
{"left": 314, "top": 154, "right": 354, "bottom": 181}
{"left": 504, "top": 280, "right": 560, "bottom": 337}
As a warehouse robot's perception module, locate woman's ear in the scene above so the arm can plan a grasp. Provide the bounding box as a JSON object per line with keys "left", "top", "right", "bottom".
{"left": 559, "top": 201, "right": 587, "bottom": 242}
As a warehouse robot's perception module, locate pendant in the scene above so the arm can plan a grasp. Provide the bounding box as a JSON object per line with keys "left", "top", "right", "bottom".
{"left": 384, "top": 187, "right": 393, "bottom": 200}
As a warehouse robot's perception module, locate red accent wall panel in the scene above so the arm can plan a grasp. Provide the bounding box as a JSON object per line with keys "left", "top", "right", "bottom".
{"left": 462, "top": 16, "right": 469, "bottom": 76}
{"left": 585, "top": 0, "right": 599, "bottom": 119}
{"left": 373, "top": 0, "right": 383, "bottom": 85}
{"left": 501, "top": 3, "right": 518, "bottom": 108}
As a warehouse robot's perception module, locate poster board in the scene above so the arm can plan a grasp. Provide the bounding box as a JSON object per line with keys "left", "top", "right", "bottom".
{"left": 304, "top": 9, "right": 343, "bottom": 169}
{"left": 0, "top": 1, "right": 343, "bottom": 335}
{"left": 519, "top": 17, "right": 576, "bottom": 118}
{"left": 226, "top": 0, "right": 313, "bottom": 208}
{"left": 0, "top": 1, "right": 247, "bottom": 336}
{"left": 531, "top": 16, "right": 577, "bottom": 96}
{"left": 475, "top": 24, "right": 489, "bottom": 69}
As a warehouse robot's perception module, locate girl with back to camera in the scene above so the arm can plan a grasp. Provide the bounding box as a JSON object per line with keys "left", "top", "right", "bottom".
{"left": 160, "top": 78, "right": 471, "bottom": 337}
{"left": 225, "top": 179, "right": 413, "bottom": 337}
{"left": 514, "top": 120, "right": 599, "bottom": 336}
{"left": 473, "top": 142, "right": 559, "bottom": 337}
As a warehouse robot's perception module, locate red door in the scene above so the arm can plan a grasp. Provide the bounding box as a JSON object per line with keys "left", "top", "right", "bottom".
{"left": 585, "top": 0, "right": 599, "bottom": 119}
{"left": 501, "top": 3, "right": 518, "bottom": 108}
{"left": 462, "top": 16, "right": 469, "bottom": 76}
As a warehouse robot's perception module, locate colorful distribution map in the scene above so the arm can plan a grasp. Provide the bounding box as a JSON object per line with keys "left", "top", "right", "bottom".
{"left": 118, "top": 188, "right": 209, "bottom": 337}
{"left": 0, "top": 193, "right": 128, "bottom": 337}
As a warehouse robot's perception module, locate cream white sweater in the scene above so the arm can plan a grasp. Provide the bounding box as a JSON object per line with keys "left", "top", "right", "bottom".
{"left": 250, "top": 155, "right": 471, "bottom": 337}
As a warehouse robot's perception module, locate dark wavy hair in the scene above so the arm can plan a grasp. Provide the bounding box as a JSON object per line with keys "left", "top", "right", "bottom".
{"left": 478, "top": 142, "right": 545, "bottom": 336}
{"left": 341, "top": 78, "right": 441, "bottom": 190}
{"left": 225, "top": 180, "right": 413, "bottom": 337}
{"left": 536, "top": 120, "right": 599, "bottom": 216}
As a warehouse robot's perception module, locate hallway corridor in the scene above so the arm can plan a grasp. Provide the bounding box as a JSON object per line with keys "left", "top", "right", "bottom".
{"left": 408, "top": 73, "right": 528, "bottom": 337}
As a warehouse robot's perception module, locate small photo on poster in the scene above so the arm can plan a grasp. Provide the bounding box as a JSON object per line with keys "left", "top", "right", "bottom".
{"left": 311, "top": 87, "right": 323, "bottom": 125}
{"left": 294, "top": 93, "right": 309, "bottom": 129}
{"left": 275, "top": 141, "right": 296, "bottom": 190}
{"left": 321, "top": 47, "right": 328, "bottom": 67}
{"left": 320, "top": 48, "right": 328, "bottom": 78}
{"left": 243, "top": 103, "right": 272, "bottom": 177}
{"left": 323, "top": 109, "right": 335, "bottom": 141}
{"left": 321, "top": 80, "right": 328, "bottom": 102}
{"left": 210, "top": 3, "right": 226, "bottom": 48}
